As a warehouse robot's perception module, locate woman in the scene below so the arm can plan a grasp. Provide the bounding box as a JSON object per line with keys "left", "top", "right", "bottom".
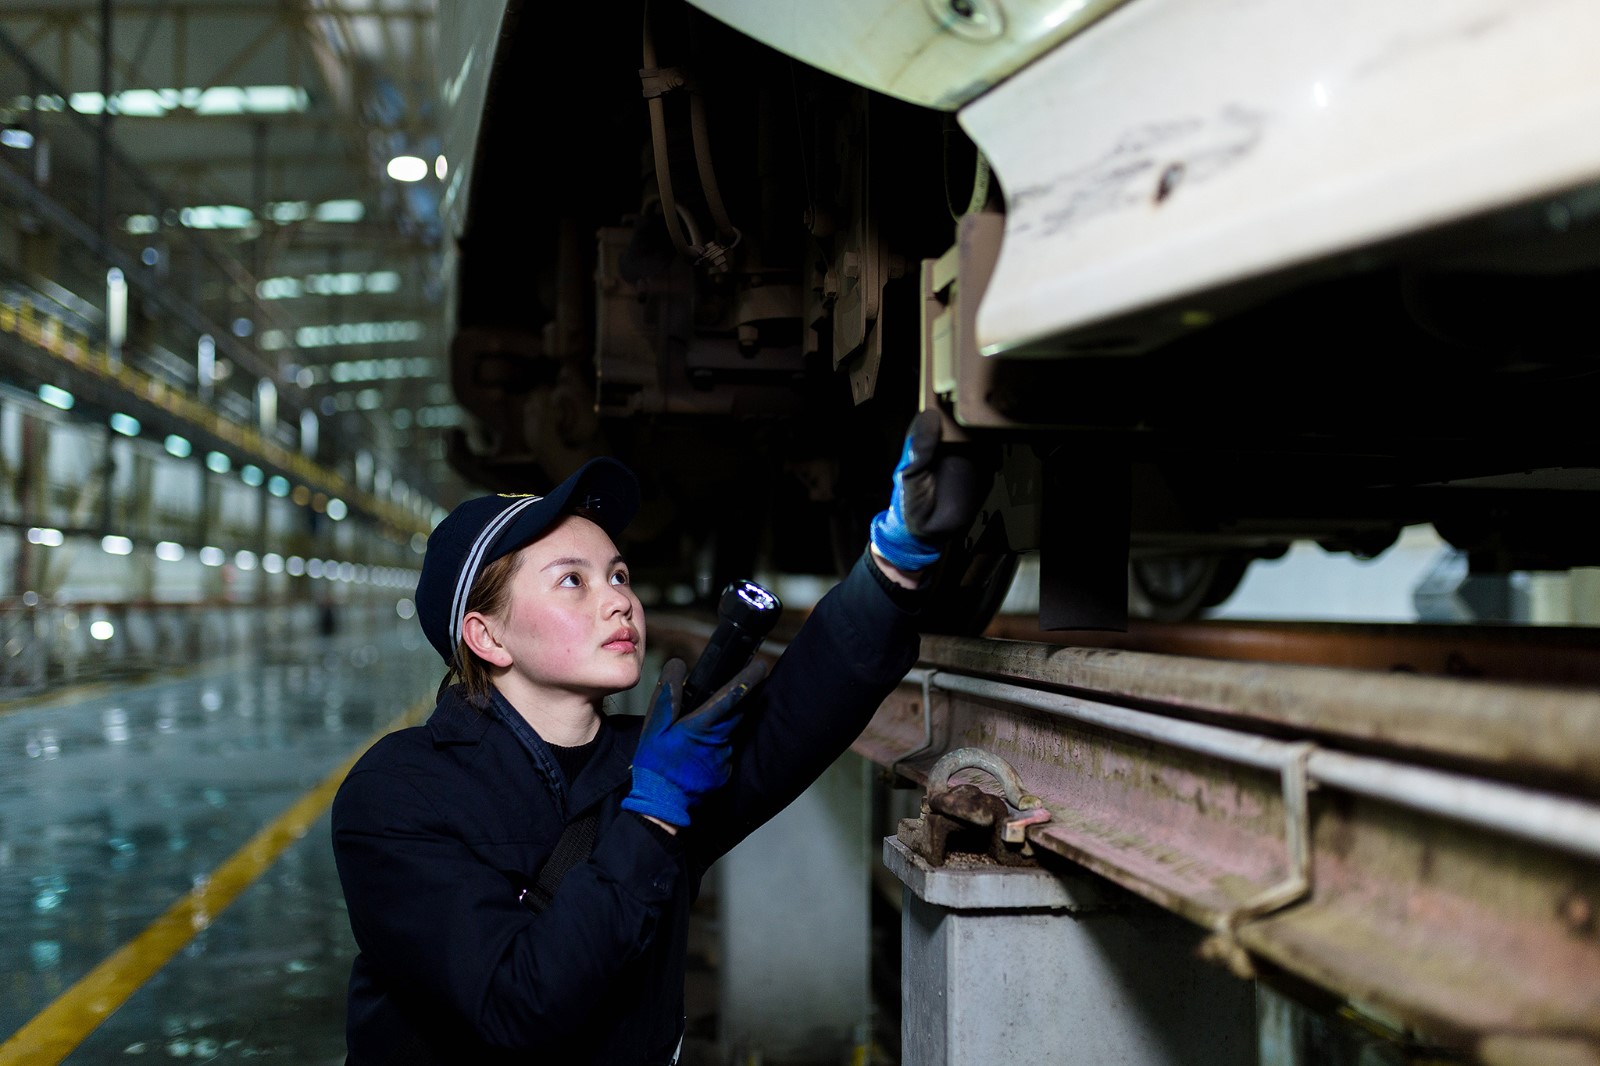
{"left": 331, "top": 414, "right": 969, "bottom": 1064}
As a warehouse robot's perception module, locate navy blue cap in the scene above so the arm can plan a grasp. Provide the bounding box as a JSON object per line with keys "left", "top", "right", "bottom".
{"left": 414, "top": 457, "right": 640, "bottom": 664}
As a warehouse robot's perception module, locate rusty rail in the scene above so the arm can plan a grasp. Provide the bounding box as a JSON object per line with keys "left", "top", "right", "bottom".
{"left": 649, "top": 614, "right": 1600, "bottom": 1062}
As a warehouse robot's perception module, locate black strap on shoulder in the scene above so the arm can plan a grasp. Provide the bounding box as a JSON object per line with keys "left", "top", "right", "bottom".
{"left": 521, "top": 809, "right": 600, "bottom": 914}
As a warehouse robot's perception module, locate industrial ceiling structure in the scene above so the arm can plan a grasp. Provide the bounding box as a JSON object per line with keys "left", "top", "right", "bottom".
{"left": 0, "top": 0, "right": 457, "bottom": 519}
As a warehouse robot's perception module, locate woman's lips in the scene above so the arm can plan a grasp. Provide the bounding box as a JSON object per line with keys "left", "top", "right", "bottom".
{"left": 602, "top": 629, "right": 639, "bottom": 651}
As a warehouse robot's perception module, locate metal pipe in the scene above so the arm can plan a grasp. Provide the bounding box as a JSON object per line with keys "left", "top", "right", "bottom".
{"left": 895, "top": 667, "right": 938, "bottom": 768}
{"left": 1309, "top": 749, "right": 1600, "bottom": 862}
{"left": 929, "top": 671, "right": 1600, "bottom": 863}
{"left": 920, "top": 633, "right": 1600, "bottom": 785}
{"left": 97, "top": 0, "right": 112, "bottom": 244}
{"left": 934, "top": 672, "right": 1298, "bottom": 771}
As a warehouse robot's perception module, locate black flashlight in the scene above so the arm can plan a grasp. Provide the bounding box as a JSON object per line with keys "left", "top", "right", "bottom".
{"left": 680, "top": 578, "right": 783, "bottom": 712}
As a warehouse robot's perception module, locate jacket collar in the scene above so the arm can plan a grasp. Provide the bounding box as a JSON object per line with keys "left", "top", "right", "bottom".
{"left": 425, "top": 684, "right": 636, "bottom": 817}
{"left": 568, "top": 716, "right": 636, "bottom": 815}
{"left": 426, "top": 684, "right": 495, "bottom": 745}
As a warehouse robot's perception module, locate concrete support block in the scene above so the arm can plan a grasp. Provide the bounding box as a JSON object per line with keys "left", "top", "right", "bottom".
{"left": 886, "top": 836, "right": 1256, "bottom": 1066}
{"left": 718, "top": 754, "right": 872, "bottom": 1065}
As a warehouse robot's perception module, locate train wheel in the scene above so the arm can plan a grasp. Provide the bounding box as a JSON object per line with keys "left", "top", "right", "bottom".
{"left": 1128, "top": 553, "right": 1253, "bottom": 622}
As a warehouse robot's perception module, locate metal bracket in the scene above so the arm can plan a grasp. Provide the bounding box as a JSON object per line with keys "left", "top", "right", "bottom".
{"left": 1200, "top": 741, "right": 1316, "bottom": 980}
{"left": 1218, "top": 742, "right": 1315, "bottom": 931}
{"left": 638, "top": 66, "right": 689, "bottom": 99}
{"left": 891, "top": 668, "right": 939, "bottom": 776}
{"left": 927, "top": 746, "right": 1052, "bottom": 853}
{"left": 928, "top": 747, "right": 1043, "bottom": 812}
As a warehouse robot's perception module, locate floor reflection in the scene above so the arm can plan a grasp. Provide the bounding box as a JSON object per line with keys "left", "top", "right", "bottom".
{"left": 0, "top": 622, "right": 436, "bottom": 1062}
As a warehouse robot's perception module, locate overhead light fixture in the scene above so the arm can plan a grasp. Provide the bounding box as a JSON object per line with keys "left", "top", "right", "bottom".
{"left": 37, "top": 384, "right": 74, "bottom": 410}
{"left": 435, "top": 154, "right": 448, "bottom": 180}
{"left": 179, "top": 205, "right": 254, "bottom": 230}
{"left": 314, "top": 199, "right": 365, "bottom": 223}
{"left": 52, "top": 86, "right": 308, "bottom": 118}
{"left": 387, "top": 155, "right": 428, "bottom": 182}
{"left": 106, "top": 268, "right": 127, "bottom": 360}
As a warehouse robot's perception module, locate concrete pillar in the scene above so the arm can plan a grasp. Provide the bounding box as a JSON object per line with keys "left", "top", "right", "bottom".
{"left": 717, "top": 754, "right": 872, "bottom": 1065}
{"left": 885, "top": 836, "right": 1257, "bottom": 1066}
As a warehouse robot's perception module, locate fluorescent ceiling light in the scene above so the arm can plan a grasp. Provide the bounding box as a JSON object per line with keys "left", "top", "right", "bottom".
{"left": 266, "top": 201, "right": 310, "bottom": 223}
{"left": 314, "top": 199, "right": 365, "bottom": 223}
{"left": 260, "top": 320, "right": 424, "bottom": 351}
{"left": 1, "top": 129, "right": 34, "bottom": 149}
{"left": 109, "top": 412, "right": 140, "bottom": 437}
{"left": 257, "top": 277, "right": 303, "bottom": 300}
{"left": 257, "top": 271, "right": 401, "bottom": 300}
{"left": 387, "top": 155, "right": 428, "bottom": 182}
{"left": 324, "top": 355, "right": 437, "bottom": 383}
{"left": 180, "top": 205, "right": 253, "bottom": 230}
{"left": 37, "top": 384, "right": 74, "bottom": 410}
{"left": 53, "top": 86, "right": 308, "bottom": 117}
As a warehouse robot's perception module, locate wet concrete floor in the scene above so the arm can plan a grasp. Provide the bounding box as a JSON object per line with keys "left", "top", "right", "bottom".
{"left": 1, "top": 618, "right": 440, "bottom": 1063}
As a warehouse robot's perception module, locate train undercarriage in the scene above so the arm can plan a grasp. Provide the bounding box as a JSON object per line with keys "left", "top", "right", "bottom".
{"left": 443, "top": 0, "right": 1600, "bottom": 632}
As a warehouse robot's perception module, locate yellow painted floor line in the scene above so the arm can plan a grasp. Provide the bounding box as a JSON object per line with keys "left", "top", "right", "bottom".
{"left": 0, "top": 695, "right": 434, "bottom": 1066}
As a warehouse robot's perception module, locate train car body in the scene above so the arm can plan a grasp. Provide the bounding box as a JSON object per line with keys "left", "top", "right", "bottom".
{"left": 438, "top": 0, "right": 1600, "bottom": 630}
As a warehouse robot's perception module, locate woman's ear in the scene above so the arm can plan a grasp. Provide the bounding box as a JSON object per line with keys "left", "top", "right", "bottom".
{"left": 461, "top": 611, "right": 513, "bottom": 668}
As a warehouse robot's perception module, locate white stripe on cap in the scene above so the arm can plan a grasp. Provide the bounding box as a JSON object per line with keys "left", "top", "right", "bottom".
{"left": 449, "top": 494, "right": 543, "bottom": 656}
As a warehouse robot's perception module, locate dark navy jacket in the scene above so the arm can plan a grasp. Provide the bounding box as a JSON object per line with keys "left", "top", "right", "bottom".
{"left": 331, "top": 553, "right": 920, "bottom": 1064}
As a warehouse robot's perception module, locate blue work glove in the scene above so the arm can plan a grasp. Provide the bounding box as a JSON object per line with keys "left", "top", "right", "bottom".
{"left": 869, "top": 410, "right": 983, "bottom": 571}
{"left": 622, "top": 657, "right": 767, "bottom": 827}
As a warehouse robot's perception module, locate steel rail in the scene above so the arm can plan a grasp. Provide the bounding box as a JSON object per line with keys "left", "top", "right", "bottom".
{"left": 649, "top": 613, "right": 1600, "bottom": 1054}
{"left": 920, "top": 632, "right": 1600, "bottom": 792}
{"left": 932, "top": 671, "right": 1600, "bottom": 863}
{"left": 874, "top": 635, "right": 1600, "bottom": 1060}
{"left": 984, "top": 615, "right": 1600, "bottom": 686}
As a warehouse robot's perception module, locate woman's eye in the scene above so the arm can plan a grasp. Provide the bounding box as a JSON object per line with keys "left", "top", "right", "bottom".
{"left": 610, "top": 570, "right": 629, "bottom": 586}
{"left": 558, "top": 573, "right": 582, "bottom": 588}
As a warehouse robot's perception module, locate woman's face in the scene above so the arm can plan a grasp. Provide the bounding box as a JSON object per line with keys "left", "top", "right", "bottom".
{"left": 492, "top": 513, "right": 645, "bottom": 702}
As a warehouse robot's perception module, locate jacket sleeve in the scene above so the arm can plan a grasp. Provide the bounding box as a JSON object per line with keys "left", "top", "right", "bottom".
{"left": 690, "top": 549, "right": 921, "bottom": 860}
{"left": 332, "top": 768, "right": 680, "bottom": 1049}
